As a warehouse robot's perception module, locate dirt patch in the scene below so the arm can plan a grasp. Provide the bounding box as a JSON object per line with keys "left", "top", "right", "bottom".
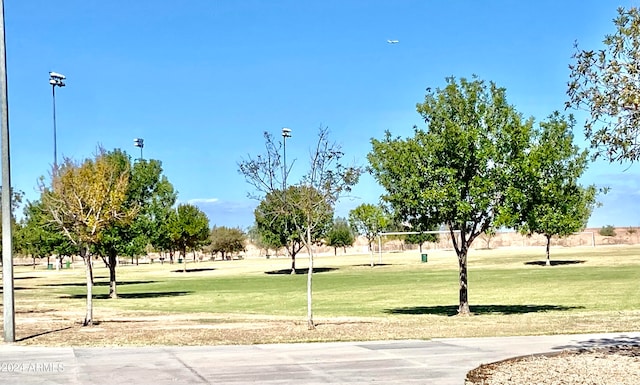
{"left": 8, "top": 310, "right": 419, "bottom": 346}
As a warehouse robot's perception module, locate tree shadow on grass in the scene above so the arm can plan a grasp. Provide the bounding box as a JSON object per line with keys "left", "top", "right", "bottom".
{"left": 384, "top": 304, "right": 584, "bottom": 316}
{"left": 43, "top": 280, "right": 157, "bottom": 287}
{"left": 524, "top": 260, "right": 586, "bottom": 266}
{"left": 17, "top": 308, "right": 57, "bottom": 314}
{"left": 91, "top": 319, "right": 149, "bottom": 325}
{"left": 62, "top": 291, "right": 192, "bottom": 300}
{"left": 171, "top": 268, "right": 216, "bottom": 273}
{"left": 265, "top": 267, "right": 338, "bottom": 275}
{"left": 0, "top": 286, "right": 28, "bottom": 292}
{"left": 352, "top": 264, "right": 393, "bottom": 267}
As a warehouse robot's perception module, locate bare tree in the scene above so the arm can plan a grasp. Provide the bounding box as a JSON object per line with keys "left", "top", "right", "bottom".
{"left": 239, "top": 127, "right": 361, "bottom": 329}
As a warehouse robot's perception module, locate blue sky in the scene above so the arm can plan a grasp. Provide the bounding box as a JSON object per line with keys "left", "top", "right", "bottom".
{"left": 3, "top": 0, "right": 639, "bottom": 229}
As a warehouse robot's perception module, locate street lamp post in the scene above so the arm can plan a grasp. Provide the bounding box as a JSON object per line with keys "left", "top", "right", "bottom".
{"left": 133, "top": 138, "right": 144, "bottom": 160}
{"left": 49, "top": 71, "right": 65, "bottom": 169}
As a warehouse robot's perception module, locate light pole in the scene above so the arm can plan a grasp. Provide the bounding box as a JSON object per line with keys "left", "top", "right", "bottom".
{"left": 282, "top": 128, "right": 291, "bottom": 191}
{"left": 0, "top": 0, "right": 15, "bottom": 343}
{"left": 49, "top": 71, "right": 65, "bottom": 169}
{"left": 281, "top": 127, "right": 292, "bottom": 270}
{"left": 133, "top": 138, "right": 144, "bottom": 160}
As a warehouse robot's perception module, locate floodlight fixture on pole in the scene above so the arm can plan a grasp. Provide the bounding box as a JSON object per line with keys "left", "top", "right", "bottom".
{"left": 49, "top": 71, "right": 65, "bottom": 169}
{"left": 133, "top": 138, "right": 144, "bottom": 160}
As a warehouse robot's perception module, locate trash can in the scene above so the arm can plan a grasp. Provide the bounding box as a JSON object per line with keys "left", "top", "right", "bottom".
{"left": 421, "top": 253, "right": 428, "bottom": 263}
{"left": 178, "top": 258, "right": 183, "bottom": 263}
{"left": 47, "top": 263, "right": 53, "bottom": 270}
{"left": 65, "top": 260, "right": 71, "bottom": 269}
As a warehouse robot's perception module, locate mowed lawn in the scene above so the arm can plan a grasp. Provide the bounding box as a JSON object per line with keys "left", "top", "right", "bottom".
{"left": 3, "top": 244, "right": 640, "bottom": 345}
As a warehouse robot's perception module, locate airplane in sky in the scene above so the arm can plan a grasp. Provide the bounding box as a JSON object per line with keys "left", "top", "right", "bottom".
{"left": 387, "top": 39, "right": 399, "bottom": 44}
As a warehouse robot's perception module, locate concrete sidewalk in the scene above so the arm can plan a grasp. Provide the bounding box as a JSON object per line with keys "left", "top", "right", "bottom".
{"left": 0, "top": 332, "right": 638, "bottom": 385}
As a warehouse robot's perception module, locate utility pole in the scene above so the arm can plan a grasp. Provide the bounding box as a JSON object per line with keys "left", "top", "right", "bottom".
{"left": 0, "top": 0, "right": 15, "bottom": 343}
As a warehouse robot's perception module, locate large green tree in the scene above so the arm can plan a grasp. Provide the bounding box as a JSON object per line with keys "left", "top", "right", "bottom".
{"left": 209, "top": 226, "right": 246, "bottom": 260}
{"left": 326, "top": 217, "right": 355, "bottom": 255}
{"left": 516, "top": 112, "right": 598, "bottom": 265}
{"left": 17, "top": 199, "right": 75, "bottom": 269}
{"left": 0, "top": 188, "right": 23, "bottom": 258}
{"left": 168, "top": 203, "right": 210, "bottom": 273}
{"left": 567, "top": 7, "right": 640, "bottom": 162}
{"left": 254, "top": 185, "right": 332, "bottom": 273}
{"left": 348, "top": 203, "right": 389, "bottom": 262}
{"left": 41, "top": 148, "right": 135, "bottom": 325}
{"left": 368, "top": 76, "right": 532, "bottom": 315}
{"left": 92, "top": 150, "right": 176, "bottom": 298}
{"left": 254, "top": 188, "right": 304, "bottom": 271}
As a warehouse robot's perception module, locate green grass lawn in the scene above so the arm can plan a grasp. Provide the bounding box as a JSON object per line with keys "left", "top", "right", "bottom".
{"left": 3, "top": 245, "right": 640, "bottom": 345}
{"left": 9, "top": 245, "right": 640, "bottom": 317}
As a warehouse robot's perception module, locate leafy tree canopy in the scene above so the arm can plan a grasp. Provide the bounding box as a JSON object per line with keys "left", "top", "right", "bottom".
{"left": 567, "top": 6, "right": 640, "bottom": 162}
{"left": 168, "top": 203, "right": 210, "bottom": 256}
{"left": 326, "top": 217, "right": 355, "bottom": 253}
{"left": 210, "top": 226, "right": 246, "bottom": 259}
{"left": 368, "top": 76, "right": 533, "bottom": 315}
{"left": 348, "top": 203, "right": 389, "bottom": 250}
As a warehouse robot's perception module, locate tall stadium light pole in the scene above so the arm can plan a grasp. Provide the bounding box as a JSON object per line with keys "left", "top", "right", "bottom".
{"left": 282, "top": 127, "right": 291, "bottom": 259}
{"left": 49, "top": 71, "right": 65, "bottom": 169}
{"left": 133, "top": 138, "right": 144, "bottom": 160}
{"left": 0, "top": 0, "right": 15, "bottom": 343}
{"left": 282, "top": 128, "right": 291, "bottom": 191}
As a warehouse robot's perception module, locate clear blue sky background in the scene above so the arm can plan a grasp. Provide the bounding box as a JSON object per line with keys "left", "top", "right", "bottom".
{"left": 4, "top": 0, "right": 639, "bottom": 229}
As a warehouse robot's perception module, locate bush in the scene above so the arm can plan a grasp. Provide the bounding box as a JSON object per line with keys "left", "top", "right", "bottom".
{"left": 599, "top": 225, "right": 616, "bottom": 237}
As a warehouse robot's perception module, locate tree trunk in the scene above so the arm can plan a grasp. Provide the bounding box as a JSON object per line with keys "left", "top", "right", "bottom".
{"left": 306, "top": 227, "right": 315, "bottom": 330}
{"left": 108, "top": 252, "right": 118, "bottom": 299}
{"left": 545, "top": 235, "right": 552, "bottom": 266}
{"left": 457, "top": 247, "right": 471, "bottom": 316}
{"left": 290, "top": 249, "right": 296, "bottom": 274}
{"left": 182, "top": 249, "right": 187, "bottom": 273}
{"left": 82, "top": 246, "right": 93, "bottom": 326}
{"left": 334, "top": 247, "right": 337, "bottom": 256}
{"left": 370, "top": 247, "right": 374, "bottom": 268}
{"left": 32, "top": 255, "right": 36, "bottom": 269}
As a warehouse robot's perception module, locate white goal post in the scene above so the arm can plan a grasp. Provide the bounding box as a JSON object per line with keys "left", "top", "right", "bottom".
{"left": 375, "top": 230, "right": 459, "bottom": 264}
{"left": 375, "top": 230, "right": 596, "bottom": 262}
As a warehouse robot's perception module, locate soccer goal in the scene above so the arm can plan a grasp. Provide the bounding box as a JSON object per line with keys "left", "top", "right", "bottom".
{"left": 375, "top": 230, "right": 460, "bottom": 264}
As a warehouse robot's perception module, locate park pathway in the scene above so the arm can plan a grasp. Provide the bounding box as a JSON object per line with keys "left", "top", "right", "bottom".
{"left": 0, "top": 332, "right": 638, "bottom": 384}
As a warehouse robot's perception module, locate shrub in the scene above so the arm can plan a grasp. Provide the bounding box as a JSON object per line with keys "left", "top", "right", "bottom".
{"left": 599, "top": 225, "right": 616, "bottom": 237}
